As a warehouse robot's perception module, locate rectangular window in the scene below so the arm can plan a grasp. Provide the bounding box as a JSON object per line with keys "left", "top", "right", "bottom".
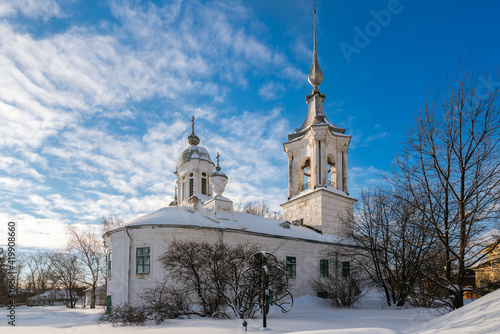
{"left": 342, "top": 261, "right": 350, "bottom": 280}
{"left": 108, "top": 252, "right": 112, "bottom": 278}
{"left": 189, "top": 178, "right": 194, "bottom": 197}
{"left": 201, "top": 178, "right": 207, "bottom": 195}
{"left": 286, "top": 256, "right": 296, "bottom": 278}
{"left": 136, "top": 247, "right": 150, "bottom": 274}
{"left": 317, "top": 291, "right": 328, "bottom": 299}
{"left": 320, "top": 259, "right": 329, "bottom": 278}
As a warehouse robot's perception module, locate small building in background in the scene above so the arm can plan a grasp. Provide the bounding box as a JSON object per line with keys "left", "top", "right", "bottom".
{"left": 474, "top": 237, "right": 500, "bottom": 294}
{"left": 83, "top": 284, "right": 107, "bottom": 307}
{"left": 28, "top": 289, "right": 79, "bottom": 307}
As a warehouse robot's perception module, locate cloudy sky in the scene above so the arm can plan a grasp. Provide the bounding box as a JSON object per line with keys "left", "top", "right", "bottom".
{"left": 1, "top": 0, "right": 499, "bottom": 250}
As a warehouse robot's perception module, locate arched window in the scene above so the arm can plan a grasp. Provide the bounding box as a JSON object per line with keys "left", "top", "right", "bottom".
{"left": 182, "top": 176, "right": 186, "bottom": 200}
{"left": 302, "top": 158, "right": 311, "bottom": 191}
{"left": 327, "top": 157, "right": 336, "bottom": 188}
{"left": 201, "top": 172, "right": 207, "bottom": 195}
{"left": 189, "top": 173, "right": 194, "bottom": 197}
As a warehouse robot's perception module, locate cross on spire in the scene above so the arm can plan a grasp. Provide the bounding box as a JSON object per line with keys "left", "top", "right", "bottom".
{"left": 187, "top": 115, "right": 200, "bottom": 146}
{"left": 216, "top": 152, "right": 221, "bottom": 171}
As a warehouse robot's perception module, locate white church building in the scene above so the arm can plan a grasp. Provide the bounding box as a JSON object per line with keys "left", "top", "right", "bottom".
{"left": 104, "top": 16, "right": 357, "bottom": 308}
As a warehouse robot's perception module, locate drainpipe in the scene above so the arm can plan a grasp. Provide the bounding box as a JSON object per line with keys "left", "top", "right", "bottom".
{"left": 102, "top": 235, "right": 108, "bottom": 297}
{"left": 125, "top": 226, "right": 132, "bottom": 304}
{"left": 220, "top": 227, "right": 224, "bottom": 243}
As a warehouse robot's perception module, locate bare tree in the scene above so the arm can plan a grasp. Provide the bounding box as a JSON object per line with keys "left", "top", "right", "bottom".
{"left": 347, "top": 188, "right": 437, "bottom": 307}
{"left": 389, "top": 60, "right": 500, "bottom": 308}
{"left": 24, "top": 251, "right": 54, "bottom": 304}
{"left": 48, "top": 251, "right": 83, "bottom": 308}
{"left": 158, "top": 240, "right": 259, "bottom": 318}
{"left": 235, "top": 199, "right": 284, "bottom": 220}
{"left": 310, "top": 266, "right": 365, "bottom": 308}
{"left": 0, "top": 247, "right": 7, "bottom": 304}
{"left": 101, "top": 215, "right": 124, "bottom": 233}
{"left": 67, "top": 224, "right": 106, "bottom": 308}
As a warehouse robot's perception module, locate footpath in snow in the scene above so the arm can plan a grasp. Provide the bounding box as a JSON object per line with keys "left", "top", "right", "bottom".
{"left": 2, "top": 289, "right": 500, "bottom": 333}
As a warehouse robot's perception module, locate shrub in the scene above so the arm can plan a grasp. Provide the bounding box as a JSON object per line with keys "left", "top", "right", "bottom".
{"left": 142, "top": 281, "right": 199, "bottom": 324}
{"left": 98, "top": 303, "right": 147, "bottom": 326}
{"left": 310, "top": 276, "right": 364, "bottom": 308}
{"left": 158, "top": 240, "right": 258, "bottom": 318}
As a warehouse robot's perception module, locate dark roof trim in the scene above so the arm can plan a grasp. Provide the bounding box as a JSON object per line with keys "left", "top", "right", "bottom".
{"left": 105, "top": 223, "right": 357, "bottom": 249}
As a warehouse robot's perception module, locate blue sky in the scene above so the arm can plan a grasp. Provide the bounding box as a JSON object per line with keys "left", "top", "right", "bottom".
{"left": 1, "top": 0, "right": 499, "bottom": 250}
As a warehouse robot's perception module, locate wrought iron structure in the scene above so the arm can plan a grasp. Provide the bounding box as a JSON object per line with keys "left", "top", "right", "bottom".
{"left": 237, "top": 251, "right": 293, "bottom": 328}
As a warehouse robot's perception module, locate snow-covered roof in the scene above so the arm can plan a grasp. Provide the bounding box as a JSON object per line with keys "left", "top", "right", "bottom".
{"left": 28, "top": 289, "right": 77, "bottom": 300}
{"left": 119, "top": 205, "right": 352, "bottom": 246}
{"left": 84, "top": 284, "right": 106, "bottom": 292}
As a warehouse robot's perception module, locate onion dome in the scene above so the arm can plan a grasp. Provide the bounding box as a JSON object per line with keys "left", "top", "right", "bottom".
{"left": 178, "top": 116, "right": 212, "bottom": 166}
{"left": 178, "top": 146, "right": 212, "bottom": 165}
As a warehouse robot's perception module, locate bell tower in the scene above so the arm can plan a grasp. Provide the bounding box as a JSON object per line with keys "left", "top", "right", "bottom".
{"left": 281, "top": 9, "right": 356, "bottom": 236}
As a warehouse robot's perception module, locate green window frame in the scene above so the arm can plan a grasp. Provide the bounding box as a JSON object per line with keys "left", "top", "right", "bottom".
{"left": 286, "top": 256, "right": 296, "bottom": 278}
{"left": 108, "top": 252, "right": 112, "bottom": 278}
{"left": 320, "top": 259, "right": 329, "bottom": 278}
{"left": 342, "top": 261, "right": 350, "bottom": 280}
{"left": 136, "top": 247, "right": 150, "bottom": 274}
{"left": 317, "top": 291, "right": 328, "bottom": 299}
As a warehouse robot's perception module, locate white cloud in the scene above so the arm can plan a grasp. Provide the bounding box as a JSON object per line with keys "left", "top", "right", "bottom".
{"left": 348, "top": 165, "right": 387, "bottom": 197}
{"left": 0, "top": 0, "right": 63, "bottom": 21}
{"left": 0, "top": 0, "right": 306, "bottom": 250}
{"left": 258, "top": 82, "right": 286, "bottom": 101}
{"left": 0, "top": 213, "right": 69, "bottom": 250}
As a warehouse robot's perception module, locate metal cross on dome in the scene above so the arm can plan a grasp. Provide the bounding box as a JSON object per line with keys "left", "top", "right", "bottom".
{"left": 216, "top": 152, "right": 221, "bottom": 171}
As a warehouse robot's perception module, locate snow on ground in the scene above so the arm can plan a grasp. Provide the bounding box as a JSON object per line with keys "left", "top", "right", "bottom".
{"left": 404, "top": 288, "right": 500, "bottom": 334}
{"left": 2, "top": 289, "right": 500, "bottom": 333}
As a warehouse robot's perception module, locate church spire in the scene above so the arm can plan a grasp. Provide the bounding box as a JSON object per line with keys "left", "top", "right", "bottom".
{"left": 308, "top": 5, "right": 323, "bottom": 91}
{"left": 187, "top": 115, "right": 200, "bottom": 146}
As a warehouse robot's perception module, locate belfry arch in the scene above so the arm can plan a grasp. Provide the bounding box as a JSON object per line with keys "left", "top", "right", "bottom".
{"left": 327, "top": 154, "right": 336, "bottom": 188}
{"left": 301, "top": 157, "right": 311, "bottom": 191}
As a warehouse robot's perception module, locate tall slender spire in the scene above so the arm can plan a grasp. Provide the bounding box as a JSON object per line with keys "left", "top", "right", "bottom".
{"left": 308, "top": 5, "right": 323, "bottom": 91}
{"left": 287, "top": 7, "right": 346, "bottom": 140}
